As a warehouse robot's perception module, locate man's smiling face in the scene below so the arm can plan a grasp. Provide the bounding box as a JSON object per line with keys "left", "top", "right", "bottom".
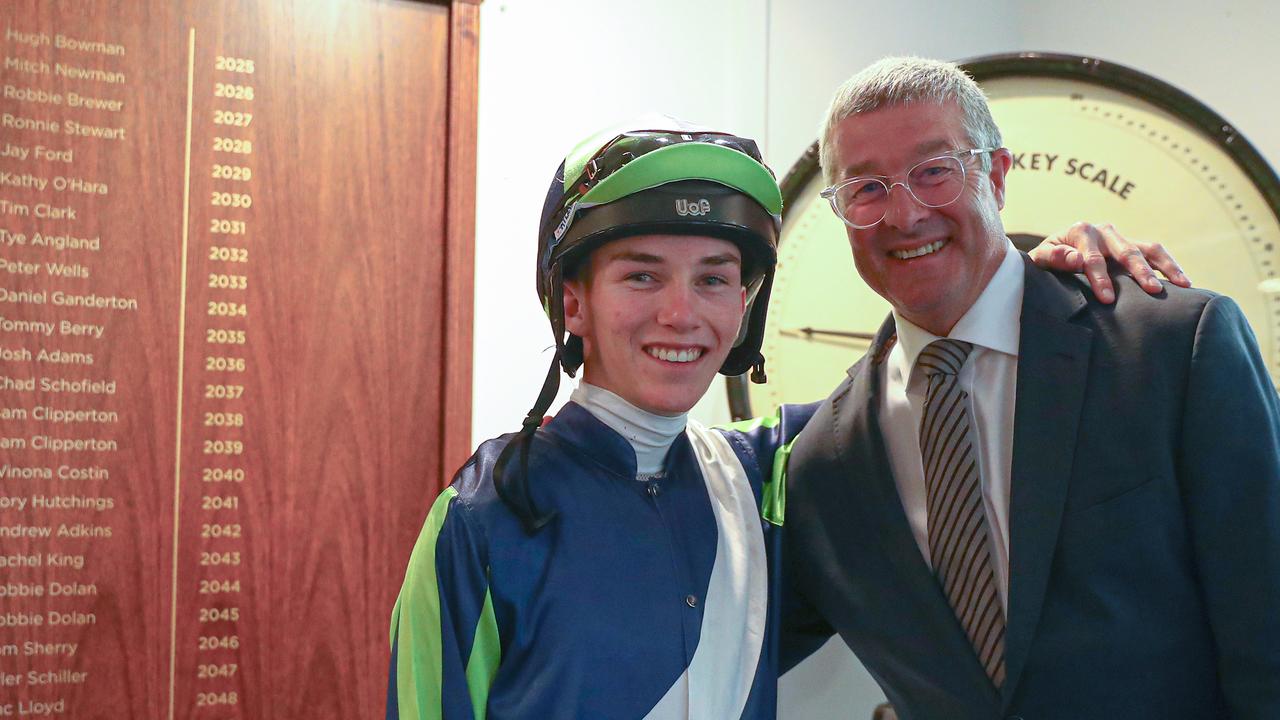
{"left": 829, "top": 100, "right": 1012, "bottom": 335}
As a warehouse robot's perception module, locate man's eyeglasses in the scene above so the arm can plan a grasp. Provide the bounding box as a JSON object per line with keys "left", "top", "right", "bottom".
{"left": 820, "top": 148, "right": 997, "bottom": 229}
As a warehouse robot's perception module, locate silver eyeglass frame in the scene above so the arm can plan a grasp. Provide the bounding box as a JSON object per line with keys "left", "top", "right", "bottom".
{"left": 820, "top": 147, "right": 998, "bottom": 229}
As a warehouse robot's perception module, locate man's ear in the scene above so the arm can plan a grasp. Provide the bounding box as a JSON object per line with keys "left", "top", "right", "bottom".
{"left": 563, "top": 279, "right": 588, "bottom": 338}
{"left": 988, "top": 148, "right": 1013, "bottom": 210}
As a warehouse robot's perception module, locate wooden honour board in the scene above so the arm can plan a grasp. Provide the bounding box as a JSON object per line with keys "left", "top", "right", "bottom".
{"left": 0, "top": 1, "right": 478, "bottom": 717}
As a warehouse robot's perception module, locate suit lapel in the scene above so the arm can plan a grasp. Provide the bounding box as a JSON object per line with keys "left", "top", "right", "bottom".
{"left": 833, "top": 317, "right": 933, "bottom": 593}
{"left": 833, "top": 316, "right": 1003, "bottom": 704}
{"left": 1002, "top": 258, "right": 1093, "bottom": 704}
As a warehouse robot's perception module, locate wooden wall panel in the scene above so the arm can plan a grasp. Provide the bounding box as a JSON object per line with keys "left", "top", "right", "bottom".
{"left": 442, "top": 0, "right": 478, "bottom": 490}
{"left": 0, "top": 1, "right": 474, "bottom": 718}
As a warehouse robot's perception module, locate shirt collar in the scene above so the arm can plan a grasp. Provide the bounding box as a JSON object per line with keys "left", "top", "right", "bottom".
{"left": 542, "top": 400, "right": 693, "bottom": 480}
{"left": 569, "top": 382, "right": 687, "bottom": 475}
{"left": 890, "top": 239, "right": 1024, "bottom": 379}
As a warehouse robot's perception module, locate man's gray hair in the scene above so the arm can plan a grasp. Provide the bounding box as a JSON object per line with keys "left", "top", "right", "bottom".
{"left": 818, "top": 56, "right": 1002, "bottom": 185}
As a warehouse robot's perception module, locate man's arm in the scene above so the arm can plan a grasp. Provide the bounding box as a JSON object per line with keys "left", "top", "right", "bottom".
{"left": 779, "top": 578, "right": 838, "bottom": 673}
{"left": 1177, "top": 295, "right": 1280, "bottom": 718}
{"left": 387, "top": 485, "right": 499, "bottom": 719}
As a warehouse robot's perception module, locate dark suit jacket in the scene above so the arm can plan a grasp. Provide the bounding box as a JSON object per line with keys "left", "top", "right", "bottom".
{"left": 782, "top": 256, "right": 1280, "bottom": 719}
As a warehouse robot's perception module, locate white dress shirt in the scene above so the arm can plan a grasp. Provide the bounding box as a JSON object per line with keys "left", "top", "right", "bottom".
{"left": 878, "top": 240, "right": 1023, "bottom": 609}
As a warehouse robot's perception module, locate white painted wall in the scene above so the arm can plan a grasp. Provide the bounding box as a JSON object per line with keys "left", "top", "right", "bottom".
{"left": 470, "top": 2, "right": 1279, "bottom": 717}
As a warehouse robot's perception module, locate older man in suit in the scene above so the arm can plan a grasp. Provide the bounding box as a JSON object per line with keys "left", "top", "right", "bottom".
{"left": 782, "top": 56, "right": 1280, "bottom": 719}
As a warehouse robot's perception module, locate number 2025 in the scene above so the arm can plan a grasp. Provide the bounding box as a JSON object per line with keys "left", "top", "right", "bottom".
{"left": 215, "top": 55, "right": 254, "bottom": 73}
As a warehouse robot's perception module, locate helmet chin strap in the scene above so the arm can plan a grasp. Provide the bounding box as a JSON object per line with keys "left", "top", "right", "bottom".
{"left": 494, "top": 265, "right": 569, "bottom": 533}
{"left": 493, "top": 347, "right": 562, "bottom": 534}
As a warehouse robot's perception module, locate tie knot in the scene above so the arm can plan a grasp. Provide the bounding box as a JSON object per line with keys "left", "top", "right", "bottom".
{"left": 918, "top": 339, "right": 974, "bottom": 377}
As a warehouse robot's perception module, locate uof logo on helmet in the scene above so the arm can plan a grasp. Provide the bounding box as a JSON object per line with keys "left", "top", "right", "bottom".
{"left": 675, "top": 198, "right": 712, "bottom": 217}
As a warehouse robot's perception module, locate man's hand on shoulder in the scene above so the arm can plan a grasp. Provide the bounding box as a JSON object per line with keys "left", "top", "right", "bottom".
{"left": 1028, "top": 222, "right": 1193, "bottom": 303}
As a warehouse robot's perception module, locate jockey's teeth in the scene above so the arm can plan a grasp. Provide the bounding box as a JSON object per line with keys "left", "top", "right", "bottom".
{"left": 648, "top": 347, "right": 701, "bottom": 363}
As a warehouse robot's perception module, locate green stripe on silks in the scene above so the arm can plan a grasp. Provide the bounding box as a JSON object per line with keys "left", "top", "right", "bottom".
{"left": 393, "top": 486, "right": 459, "bottom": 720}
{"left": 464, "top": 589, "right": 500, "bottom": 719}
{"left": 716, "top": 409, "right": 788, "bottom": 526}
{"left": 764, "top": 439, "right": 793, "bottom": 527}
{"left": 390, "top": 593, "right": 404, "bottom": 648}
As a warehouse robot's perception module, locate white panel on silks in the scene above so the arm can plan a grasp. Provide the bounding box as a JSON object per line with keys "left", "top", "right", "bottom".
{"left": 645, "top": 422, "right": 768, "bottom": 719}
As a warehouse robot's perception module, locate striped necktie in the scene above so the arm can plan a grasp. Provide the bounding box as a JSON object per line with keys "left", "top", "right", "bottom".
{"left": 917, "top": 338, "right": 1006, "bottom": 686}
